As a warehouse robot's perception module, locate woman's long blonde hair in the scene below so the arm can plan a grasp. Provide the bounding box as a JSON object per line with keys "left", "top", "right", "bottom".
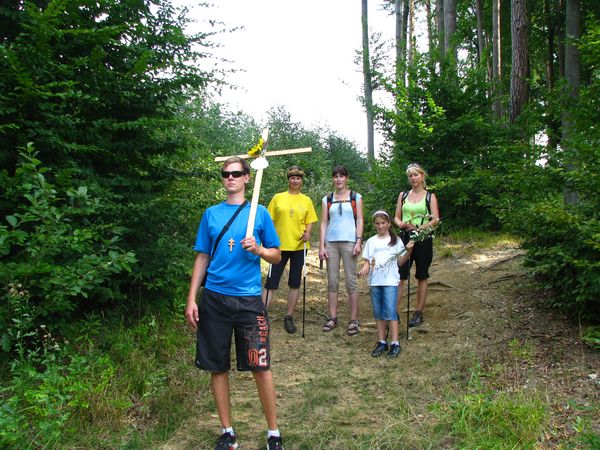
{"left": 406, "top": 163, "right": 427, "bottom": 189}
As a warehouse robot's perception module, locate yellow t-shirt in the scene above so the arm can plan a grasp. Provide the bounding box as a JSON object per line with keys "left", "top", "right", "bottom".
{"left": 267, "top": 191, "right": 318, "bottom": 251}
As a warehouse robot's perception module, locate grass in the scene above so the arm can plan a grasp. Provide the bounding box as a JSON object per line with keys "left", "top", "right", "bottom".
{"left": 431, "top": 367, "right": 547, "bottom": 449}
{"left": 436, "top": 227, "right": 520, "bottom": 258}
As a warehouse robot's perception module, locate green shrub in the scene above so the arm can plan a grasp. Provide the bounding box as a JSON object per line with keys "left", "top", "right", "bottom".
{"left": 0, "top": 334, "right": 117, "bottom": 448}
{"left": 504, "top": 197, "right": 600, "bottom": 319}
{"left": 0, "top": 144, "right": 136, "bottom": 353}
{"left": 582, "top": 326, "right": 600, "bottom": 350}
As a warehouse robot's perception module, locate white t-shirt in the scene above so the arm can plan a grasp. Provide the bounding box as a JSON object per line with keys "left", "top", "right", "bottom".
{"left": 361, "top": 234, "right": 407, "bottom": 286}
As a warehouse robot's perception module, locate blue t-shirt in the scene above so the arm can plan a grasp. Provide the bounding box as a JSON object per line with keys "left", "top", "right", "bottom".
{"left": 194, "top": 202, "right": 280, "bottom": 296}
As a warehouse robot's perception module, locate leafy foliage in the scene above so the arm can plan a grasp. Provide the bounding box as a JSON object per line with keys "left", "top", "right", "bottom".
{"left": 0, "top": 144, "right": 136, "bottom": 352}
{"left": 495, "top": 23, "right": 600, "bottom": 319}
{"left": 0, "top": 0, "right": 221, "bottom": 319}
{"left": 510, "top": 199, "right": 599, "bottom": 317}
{"left": 367, "top": 6, "right": 600, "bottom": 317}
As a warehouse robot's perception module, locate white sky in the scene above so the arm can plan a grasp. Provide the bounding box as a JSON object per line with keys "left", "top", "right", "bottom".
{"left": 174, "top": 0, "right": 397, "bottom": 154}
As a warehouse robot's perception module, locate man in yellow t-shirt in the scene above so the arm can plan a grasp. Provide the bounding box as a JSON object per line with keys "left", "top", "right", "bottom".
{"left": 263, "top": 166, "right": 318, "bottom": 333}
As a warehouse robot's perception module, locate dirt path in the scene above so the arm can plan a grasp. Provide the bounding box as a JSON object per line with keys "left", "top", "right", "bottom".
{"left": 165, "top": 242, "right": 599, "bottom": 449}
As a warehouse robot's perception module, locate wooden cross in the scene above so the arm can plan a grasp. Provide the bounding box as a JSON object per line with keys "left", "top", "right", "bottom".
{"left": 228, "top": 238, "right": 235, "bottom": 252}
{"left": 215, "top": 128, "right": 311, "bottom": 238}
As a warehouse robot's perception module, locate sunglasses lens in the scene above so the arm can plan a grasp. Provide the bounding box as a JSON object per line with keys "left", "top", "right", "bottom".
{"left": 221, "top": 171, "right": 244, "bottom": 178}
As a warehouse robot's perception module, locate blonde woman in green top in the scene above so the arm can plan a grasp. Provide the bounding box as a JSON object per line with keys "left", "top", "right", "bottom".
{"left": 393, "top": 163, "right": 440, "bottom": 327}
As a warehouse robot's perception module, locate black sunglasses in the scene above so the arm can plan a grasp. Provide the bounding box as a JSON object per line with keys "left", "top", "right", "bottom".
{"left": 221, "top": 170, "right": 245, "bottom": 178}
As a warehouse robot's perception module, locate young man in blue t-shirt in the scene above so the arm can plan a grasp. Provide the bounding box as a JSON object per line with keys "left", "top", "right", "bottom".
{"left": 185, "top": 156, "right": 285, "bottom": 450}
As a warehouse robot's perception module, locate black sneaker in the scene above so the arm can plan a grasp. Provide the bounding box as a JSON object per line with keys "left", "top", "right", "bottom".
{"left": 387, "top": 343, "right": 402, "bottom": 358}
{"left": 283, "top": 315, "right": 296, "bottom": 334}
{"left": 214, "top": 432, "right": 238, "bottom": 450}
{"left": 267, "top": 435, "right": 285, "bottom": 450}
{"left": 371, "top": 341, "right": 389, "bottom": 357}
{"left": 408, "top": 311, "right": 424, "bottom": 328}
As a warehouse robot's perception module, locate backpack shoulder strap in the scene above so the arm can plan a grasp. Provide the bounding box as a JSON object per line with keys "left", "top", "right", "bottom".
{"left": 326, "top": 192, "right": 334, "bottom": 216}
{"left": 425, "top": 191, "right": 432, "bottom": 215}
{"left": 400, "top": 191, "right": 409, "bottom": 221}
{"left": 327, "top": 192, "right": 335, "bottom": 206}
{"left": 350, "top": 191, "right": 357, "bottom": 221}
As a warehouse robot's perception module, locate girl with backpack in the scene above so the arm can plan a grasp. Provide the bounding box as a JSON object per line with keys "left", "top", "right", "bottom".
{"left": 359, "top": 211, "right": 414, "bottom": 358}
{"left": 319, "top": 165, "right": 364, "bottom": 335}
{"left": 393, "top": 163, "right": 440, "bottom": 327}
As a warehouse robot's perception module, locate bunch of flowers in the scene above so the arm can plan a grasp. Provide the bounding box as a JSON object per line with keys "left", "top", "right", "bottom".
{"left": 247, "top": 137, "right": 265, "bottom": 156}
{"left": 407, "top": 214, "right": 440, "bottom": 242}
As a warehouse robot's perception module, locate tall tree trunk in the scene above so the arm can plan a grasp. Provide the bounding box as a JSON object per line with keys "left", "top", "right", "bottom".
{"left": 443, "top": 0, "right": 457, "bottom": 62}
{"left": 403, "top": 0, "right": 409, "bottom": 61}
{"left": 492, "top": 0, "right": 502, "bottom": 117}
{"left": 556, "top": 0, "right": 566, "bottom": 79}
{"left": 436, "top": 0, "right": 445, "bottom": 57}
{"left": 509, "top": 0, "right": 529, "bottom": 123}
{"left": 408, "top": 0, "right": 416, "bottom": 66}
{"left": 545, "top": 0, "right": 555, "bottom": 89}
{"left": 564, "top": 0, "right": 580, "bottom": 97}
{"left": 425, "top": 0, "right": 434, "bottom": 54}
{"left": 361, "top": 0, "right": 375, "bottom": 162}
{"left": 545, "top": 0, "right": 560, "bottom": 150}
{"left": 562, "top": 0, "right": 581, "bottom": 205}
{"left": 475, "top": 0, "right": 485, "bottom": 69}
{"left": 395, "top": 0, "right": 406, "bottom": 87}
{"left": 425, "top": 0, "right": 436, "bottom": 75}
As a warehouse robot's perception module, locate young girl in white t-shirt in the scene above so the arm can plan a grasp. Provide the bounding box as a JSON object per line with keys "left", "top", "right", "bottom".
{"left": 359, "top": 211, "right": 413, "bottom": 358}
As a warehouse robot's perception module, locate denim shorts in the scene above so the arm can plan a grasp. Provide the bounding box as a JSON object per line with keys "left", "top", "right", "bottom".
{"left": 370, "top": 285, "right": 399, "bottom": 321}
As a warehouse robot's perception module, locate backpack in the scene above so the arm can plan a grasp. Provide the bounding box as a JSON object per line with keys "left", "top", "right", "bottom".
{"left": 401, "top": 190, "right": 432, "bottom": 225}
{"left": 326, "top": 191, "right": 357, "bottom": 223}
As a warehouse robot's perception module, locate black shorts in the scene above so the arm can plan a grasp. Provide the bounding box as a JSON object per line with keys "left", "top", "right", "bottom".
{"left": 195, "top": 289, "right": 270, "bottom": 372}
{"left": 398, "top": 232, "right": 433, "bottom": 280}
{"left": 264, "top": 249, "right": 305, "bottom": 290}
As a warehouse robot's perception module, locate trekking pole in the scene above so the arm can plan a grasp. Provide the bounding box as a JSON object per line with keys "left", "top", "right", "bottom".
{"left": 265, "top": 264, "right": 273, "bottom": 308}
{"left": 406, "top": 262, "right": 411, "bottom": 341}
{"left": 302, "top": 241, "right": 307, "bottom": 338}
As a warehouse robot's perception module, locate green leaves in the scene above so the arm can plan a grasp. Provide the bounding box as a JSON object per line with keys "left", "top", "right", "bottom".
{"left": 5, "top": 215, "right": 17, "bottom": 227}
{"left": 0, "top": 144, "right": 138, "bottom": 352}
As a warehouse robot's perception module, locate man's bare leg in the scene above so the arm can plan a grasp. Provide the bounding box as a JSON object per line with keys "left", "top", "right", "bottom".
{"left": 211, "top": 372, "right": 231, "bottom": 428}
{"left": 252, "top": 370, "right": 278, "bottom": 430}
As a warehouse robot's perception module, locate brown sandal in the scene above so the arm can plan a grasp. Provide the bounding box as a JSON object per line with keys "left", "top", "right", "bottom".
{"left": 322, "top": 317, "right": 337, "bottom": 332}
{"left": 346, "top": 320, "right": 360, "bottom": 336}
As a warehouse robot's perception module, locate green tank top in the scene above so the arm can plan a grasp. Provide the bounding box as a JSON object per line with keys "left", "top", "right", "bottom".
{"left": 402, "top": 195, "right": 428, "bottom": 226}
